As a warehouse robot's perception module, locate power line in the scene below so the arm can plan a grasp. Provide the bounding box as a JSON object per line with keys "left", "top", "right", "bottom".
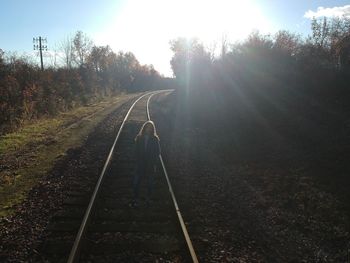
{"left": 33, "top": 36, "right": 47, "bottom": 71}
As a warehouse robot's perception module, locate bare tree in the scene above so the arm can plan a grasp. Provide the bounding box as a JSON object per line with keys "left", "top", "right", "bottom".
{"left": 60, "top": 36, "right": 74, "bottom": 68}
{"left": 274, "top": 30, "right": 301, "bottom": 56}
{"left": 206, "top": 40, "right": 218, "bottom": 61}
{"left": 73, "top": 31, "right": 93, "bottom": 67}
{"left": 47, "top": 44, "right": 60, "bottom": 68}
{"left": 221, "top": 34, "right": 228, "bottom": 58}
{"left": 311, "top": 17, "right": 331, "bottom": 48}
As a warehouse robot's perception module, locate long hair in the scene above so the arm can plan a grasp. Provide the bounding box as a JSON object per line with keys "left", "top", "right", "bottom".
{"left": 135, "top": 120, "right": 159, "bottom": 141}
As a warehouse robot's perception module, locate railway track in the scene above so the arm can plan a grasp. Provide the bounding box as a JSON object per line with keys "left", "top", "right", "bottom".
{"left": 39, "top": 91, "right": 198, "bottom": 262}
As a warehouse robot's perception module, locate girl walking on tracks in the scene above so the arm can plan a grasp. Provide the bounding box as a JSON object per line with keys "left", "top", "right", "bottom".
{"left": 131, "top": 120, "right": 161, "bottom": 207}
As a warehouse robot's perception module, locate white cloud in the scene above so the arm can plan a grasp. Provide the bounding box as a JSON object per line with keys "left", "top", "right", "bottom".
{"left": 304, "top": 5, "right": 350, "bottom": 19}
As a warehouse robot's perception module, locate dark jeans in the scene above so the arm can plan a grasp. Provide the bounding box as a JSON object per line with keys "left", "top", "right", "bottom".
{"left": 133, "top": 165, "right": 154, "bottom": 200}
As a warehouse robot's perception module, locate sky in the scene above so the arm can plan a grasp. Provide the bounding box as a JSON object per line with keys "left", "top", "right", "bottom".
{"left": 1, "top": 0, "right": 350, "bottom": 76}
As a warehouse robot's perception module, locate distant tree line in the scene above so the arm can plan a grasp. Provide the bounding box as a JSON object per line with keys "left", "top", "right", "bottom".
{"left": 0, "top": 31, "right": 162, "bottom": 134}
{"left": 170, "top": 16, "right": 350, "bottom": 125}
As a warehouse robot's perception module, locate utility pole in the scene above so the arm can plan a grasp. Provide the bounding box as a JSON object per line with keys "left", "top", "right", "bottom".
{"left": 33, "top": 36, "right": 47, "bottom": 71}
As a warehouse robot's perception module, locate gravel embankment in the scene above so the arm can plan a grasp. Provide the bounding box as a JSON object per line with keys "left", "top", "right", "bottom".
{"left": 151, "top": 93, "right": 350, "bottom": 262}
{"left": 0, "top": 98, "right": 135, "bottom": 262}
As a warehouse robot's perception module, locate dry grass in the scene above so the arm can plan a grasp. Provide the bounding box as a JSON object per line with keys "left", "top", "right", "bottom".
{"left": 0, "top": 92, "right": 141, "bottom": 217}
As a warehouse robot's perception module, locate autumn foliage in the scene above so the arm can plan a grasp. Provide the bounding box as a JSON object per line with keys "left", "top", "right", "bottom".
{"left": 170, "top": 17, "right": 350, "bottom": 121}
{"left": 0, "top": 32, "right": 162, "bottom": 134}
{"left": 169, "top": 17, "right": 350, "bottom": 214}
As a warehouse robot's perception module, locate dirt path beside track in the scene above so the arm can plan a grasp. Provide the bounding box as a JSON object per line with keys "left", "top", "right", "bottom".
{"left": 0, "top": 93, "right": 140, "bottom": 262}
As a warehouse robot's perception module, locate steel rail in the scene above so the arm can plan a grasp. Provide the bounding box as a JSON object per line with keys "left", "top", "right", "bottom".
{"left": 147, "top": 92, "right": 199, "bottom": 263}
{"left": 67, "top": 91, "right": 160, "bottom": 263}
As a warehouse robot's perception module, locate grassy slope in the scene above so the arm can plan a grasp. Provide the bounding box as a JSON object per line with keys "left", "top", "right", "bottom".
{"left": 0, "top": 92, "right": 141, "bottom": 217}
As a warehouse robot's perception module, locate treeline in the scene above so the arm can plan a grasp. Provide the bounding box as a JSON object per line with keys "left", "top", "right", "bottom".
{"left": 170, "top": 16, "right": 350, "bottom": 124}
{"left": 0, "top": 31, "right": 162, "bottom": 134}
{"left": 169, "top": 17, "right": 350, "bottom": 206}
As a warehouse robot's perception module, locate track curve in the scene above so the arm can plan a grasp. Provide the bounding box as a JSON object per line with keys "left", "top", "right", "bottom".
{"left": 58, "top": 90, "right": 199, "bottom": 262}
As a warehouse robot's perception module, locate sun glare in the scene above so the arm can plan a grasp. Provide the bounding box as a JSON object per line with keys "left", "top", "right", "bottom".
{"left": 171, "top": 0, "right": 271, "bottom": 42}
{"left": 96, "top": 0, "right": 272, "bottom": 75}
